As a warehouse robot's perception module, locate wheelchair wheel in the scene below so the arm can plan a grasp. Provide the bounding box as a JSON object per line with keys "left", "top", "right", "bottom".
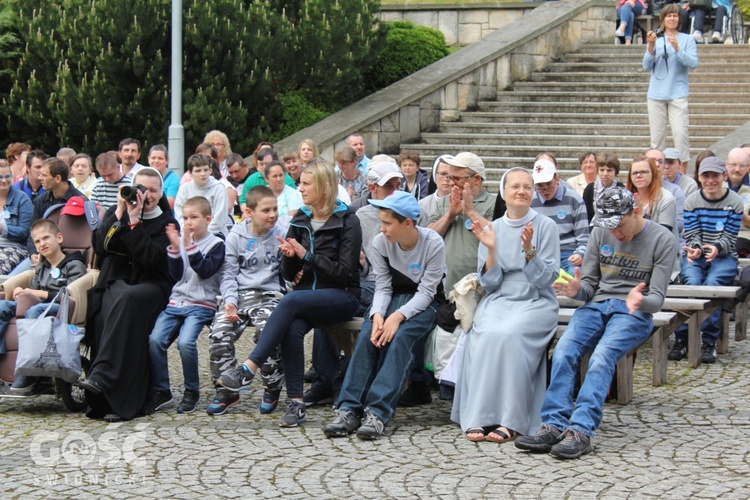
{"left": 729, "top": 5, "right": 744, "bottom": 44}
{"left": 58, "top": 355, "right": 91, "bottom": 413}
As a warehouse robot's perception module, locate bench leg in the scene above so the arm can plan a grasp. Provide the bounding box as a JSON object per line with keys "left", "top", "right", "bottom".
{"left": 687, "top": 314, "right": 702, "bottom": 368}
{"left": 735, "top": 299, "right": 747, "bottom": 341}
{"left": 652, "top": 327, "right": 669, "bottom": 387}
{"left": 616, "top": 354, "right": 634, "bottom": 405}
{"left": 717, "top": 310, "right": 730, "bottom": 354}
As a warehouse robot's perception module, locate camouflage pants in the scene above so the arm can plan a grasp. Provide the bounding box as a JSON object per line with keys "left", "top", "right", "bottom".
{"left": 0, "top": 246, "right": 27, "bottom": 275}
{"left": 208, "top": 290, "right": 284, "bottom": 397}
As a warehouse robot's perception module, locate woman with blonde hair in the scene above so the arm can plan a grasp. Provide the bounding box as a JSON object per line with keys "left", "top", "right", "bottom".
{"left": 203, "top": 130, "right": 232, "bottom": 175}
{"left": 298, "top": 139, "right": 319, "bottom": 168}
{"left": 217, "top": 159, "right": 361, "bottom": 428}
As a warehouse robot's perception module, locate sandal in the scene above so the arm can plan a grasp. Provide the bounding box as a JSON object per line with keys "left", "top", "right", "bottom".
{"left": 465, "top": 427, "right": 486, "bottom": 442}
{"left": 485, "top": 426, "right": 518, "bottom": 443}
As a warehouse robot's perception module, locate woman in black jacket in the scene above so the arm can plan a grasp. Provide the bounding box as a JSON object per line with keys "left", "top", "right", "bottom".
{"left": 218, "top": 159, "right": 361, "bottom": 428}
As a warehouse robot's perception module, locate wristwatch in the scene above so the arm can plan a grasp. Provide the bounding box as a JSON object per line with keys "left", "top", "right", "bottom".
{"left": 523, "top": 247, "right": 537, "bottom": 260}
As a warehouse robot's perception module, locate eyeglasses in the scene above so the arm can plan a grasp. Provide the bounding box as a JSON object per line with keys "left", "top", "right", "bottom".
{"left": 631, "top": 170, "right": 652, "bottom": 177}
{"left": 727, "top": 163, "right": 749, "bottom": 169}
{"left": 449, "top": 175, "right": 474, "bottom": 183}
{"left": 0, "top": 174, "right": 13, "bottom": 181}
{"left": 436, "top": 172, "right": 451, "bottom": 179}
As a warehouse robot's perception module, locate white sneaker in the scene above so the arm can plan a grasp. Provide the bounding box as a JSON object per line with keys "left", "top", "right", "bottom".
{"left": 615, "top": 29, "right": 625, "bottom": 38}
{"left": 692, "top": 31, "right": 704, "bottom": 43}
{"left": 712, "top": 31, "right": 722, "bottom": 43}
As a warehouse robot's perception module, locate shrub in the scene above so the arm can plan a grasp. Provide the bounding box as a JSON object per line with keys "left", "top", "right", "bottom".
{"left": 272, "top": 91, "right": 329, "bottom": 142}
{"left": 368, "top": 20, "right": 448, "bottom": 90}
{"left": 738, "top": 0, "right": 750, "bottom": 21}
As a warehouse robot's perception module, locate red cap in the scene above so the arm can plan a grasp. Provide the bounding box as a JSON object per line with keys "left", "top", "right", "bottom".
{"left": 61, "top": 196, "right": 86, "bottom": 217}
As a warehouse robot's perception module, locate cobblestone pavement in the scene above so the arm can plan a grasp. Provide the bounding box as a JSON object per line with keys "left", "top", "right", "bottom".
{"left": 2, "top": 324, "right": 749, "bottom": 499}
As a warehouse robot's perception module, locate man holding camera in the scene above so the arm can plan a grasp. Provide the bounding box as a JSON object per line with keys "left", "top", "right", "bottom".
{"left": 668, "top": 157, "right": 744, "bottom": 364}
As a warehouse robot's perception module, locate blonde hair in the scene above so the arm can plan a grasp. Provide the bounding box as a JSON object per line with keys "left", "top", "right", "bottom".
{"left": 298, "top": 139, "right": 320, "bottom": 164}
{"left": 203, "top": 130, "right": 232, "bottom": 155}
{"left": 302, "top": 158, "right": 338, "bottom": 216}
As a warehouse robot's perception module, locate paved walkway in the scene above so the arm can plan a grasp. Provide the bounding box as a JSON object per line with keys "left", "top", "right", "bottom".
{"left": 2, "top": 325, "right": 750, "bottom": 498}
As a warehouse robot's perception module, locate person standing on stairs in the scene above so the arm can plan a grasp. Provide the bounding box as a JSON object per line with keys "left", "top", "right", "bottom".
{"left": 643, "top": 3, "right": 699, "bottom": 175}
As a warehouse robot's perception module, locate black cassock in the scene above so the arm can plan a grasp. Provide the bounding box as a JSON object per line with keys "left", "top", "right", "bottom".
{"left": 85, "top": 201, "right": 177, "bottom": 420}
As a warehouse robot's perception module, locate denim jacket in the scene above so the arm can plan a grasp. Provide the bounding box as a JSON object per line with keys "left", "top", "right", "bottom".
{"left": 0, "top": 185, "right": 33, "bottom": 248}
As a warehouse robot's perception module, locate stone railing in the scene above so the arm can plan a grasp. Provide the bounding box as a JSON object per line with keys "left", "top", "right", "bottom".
{"left": 273, "top": 0, "right": 614, "bottom": 160}
{"left": 379, "top": 2, "right": 539, "bottom": 47}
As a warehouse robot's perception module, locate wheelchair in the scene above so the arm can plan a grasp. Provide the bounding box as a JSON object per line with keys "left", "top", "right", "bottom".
{"left": 687, "top": 0, "right": 745, "bottom": 44}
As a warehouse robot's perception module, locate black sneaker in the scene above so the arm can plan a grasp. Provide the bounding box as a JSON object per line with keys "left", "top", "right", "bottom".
{"left": 153, "top": 390, "right": 174, "bottom": 411}
{"left": 303, "top": 366, "right": 317, "bottom": 383}
{"left": 10, "top": 376, "right": 39, "bottom": 395}
{"left": 206, "top": 393, "right": 240, "bottom": 416}
{"left": 324, "top": 409, "right": 361, "bottom": 438}
{"left": 550, "top": 428, "right": 592, "bottom": 459}
{"left": 356, "top": 408, "right": 384, "bottom": 440}
{"left": 398, "top": 382, "right": 432, "bottom": 407}
{"left": 700, "top": 341, "right": 717, "bottom": 364}
{"left": 217, "top": 364, "right": 255, "bottom": 391}
{"left": 177, "top": 390, "right": 200, "bottom": 414}
{"left": 279, "top": 400, "right": 307, "bottom": 427}
{"left": 515, "top": 424, "right": 564, "bottom": 453}
{"left": 303, "top": 386, "right": 334, "bottom": 407}
{"left": 668, "top": 338, "right": 687, "bottom": 361}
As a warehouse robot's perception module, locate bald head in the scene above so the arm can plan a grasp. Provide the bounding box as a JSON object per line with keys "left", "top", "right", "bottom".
{"left": 726, "top": 148, "right": 750, "bottom": 187}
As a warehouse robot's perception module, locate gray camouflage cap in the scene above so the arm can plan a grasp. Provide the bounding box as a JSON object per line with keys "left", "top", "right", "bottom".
{"left": 591, "top": 187, "right": 636, "bottom": 229}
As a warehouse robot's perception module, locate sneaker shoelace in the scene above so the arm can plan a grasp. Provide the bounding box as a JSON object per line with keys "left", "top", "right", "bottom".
{"left": 560, "top": 429, "right": 584, "bottom": 446}
{"left": 363, "top": 411, "right": 383, "bottom": 433}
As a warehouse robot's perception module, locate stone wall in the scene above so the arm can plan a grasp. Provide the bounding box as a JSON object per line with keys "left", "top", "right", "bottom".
{"left": 379, "top": 3, "right": 537, "bottom": 46}
{"left": 273, "top": 0, "right": 615, "bottom": 160}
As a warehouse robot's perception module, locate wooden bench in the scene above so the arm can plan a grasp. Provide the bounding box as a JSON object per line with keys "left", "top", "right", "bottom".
{"left": 558, "top": 296, "right": 709, "bottom": 384}
{"left": 328, "top": 307, "right": 678, "bottom": 406}
{"left": 665, "top": 285, "right": 741, "bottom": 356}
{"left": 556, "top": 307, "right": 678, "bottom": 405}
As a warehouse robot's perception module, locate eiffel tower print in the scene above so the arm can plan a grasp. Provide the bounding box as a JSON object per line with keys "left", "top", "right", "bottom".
{"left": 33, "top": 330, "right": 67, "bottom": 371}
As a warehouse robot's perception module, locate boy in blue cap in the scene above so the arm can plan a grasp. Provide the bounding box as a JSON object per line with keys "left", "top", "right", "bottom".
{"left": 324, "top": 191, "right": 445, "bottom": 440}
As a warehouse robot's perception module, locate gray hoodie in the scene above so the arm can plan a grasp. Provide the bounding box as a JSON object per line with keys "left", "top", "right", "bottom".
{"left": 174, "top": 177, "right": 230, "bottom": 236}
{"left": 220, "top": 220, "right": 287, "bottom": 306}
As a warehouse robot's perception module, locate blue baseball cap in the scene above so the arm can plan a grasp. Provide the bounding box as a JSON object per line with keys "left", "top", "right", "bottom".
{"left": 368, "top": 191, "right": 421, "bottom": 221}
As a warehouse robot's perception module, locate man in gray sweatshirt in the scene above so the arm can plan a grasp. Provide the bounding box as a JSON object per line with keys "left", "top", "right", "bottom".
{"left": 516, "top": 187, "right": 677, "bottom": 459}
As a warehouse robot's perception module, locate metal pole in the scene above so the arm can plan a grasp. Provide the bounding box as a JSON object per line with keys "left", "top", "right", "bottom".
{"left": 168, "top": 0, "right": 184, "bottom": 175}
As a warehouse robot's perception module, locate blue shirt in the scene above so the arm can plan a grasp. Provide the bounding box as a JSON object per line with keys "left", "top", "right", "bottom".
{"left": 643, "top": 33, "right": 698, "bottom": 101}
{"left": 12, "top": 178, "right": 45, "bottom": 203}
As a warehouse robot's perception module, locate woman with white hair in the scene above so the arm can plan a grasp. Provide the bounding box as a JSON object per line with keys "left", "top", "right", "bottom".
{"left": 81, "top": 167, "right": 178, "bottom": 422}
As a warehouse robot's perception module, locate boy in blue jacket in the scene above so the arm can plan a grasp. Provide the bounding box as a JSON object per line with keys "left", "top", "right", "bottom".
{"left": 148, "top": 196, "right": 225, "bottom": 413}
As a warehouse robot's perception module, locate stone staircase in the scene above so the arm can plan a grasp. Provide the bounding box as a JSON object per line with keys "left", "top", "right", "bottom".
{"left": 399, "top": 44, "right": 750, "bottom": 191}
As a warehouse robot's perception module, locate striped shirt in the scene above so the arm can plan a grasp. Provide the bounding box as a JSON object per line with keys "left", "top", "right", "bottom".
{"left": 90, "top": 175, "right": 132, "bottom": 209}
{"left": 531, "top": 184, "right": 589, "bottom": 256}
{"left": 683, "top": 189, "right": 743, "bottom": 259}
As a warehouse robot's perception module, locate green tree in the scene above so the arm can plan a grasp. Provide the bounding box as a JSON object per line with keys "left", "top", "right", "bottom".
{"left": 1, "top": 0, "right": 382, "bottom": 156}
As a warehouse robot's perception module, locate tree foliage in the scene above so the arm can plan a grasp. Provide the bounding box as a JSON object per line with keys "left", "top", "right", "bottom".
{"left": 367, "top": 20, "right": 448, "bottom": 90}
{"left": 1, "top": 0, "right": 382, "bottom": 156}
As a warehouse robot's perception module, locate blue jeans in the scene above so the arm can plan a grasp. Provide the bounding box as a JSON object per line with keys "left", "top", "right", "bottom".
{"left": 337, "top": 295, "right": 439, "bottom": 424}
{"left": 249, "top": 289, "right": 359, "bottom": 399}
{"left": 149, "top": 305, "right": 216, "bottom": 394}
{"left": 0, "top": 300, "right": 59, "bottom": 353}
{"left": 676, "top": 254, "right": 737, "bottom": 343}
{"left": 616, "top": 2, "right": 644, "bottom": 40}
{"left": 541, "top": 299, "right": 653, "bottom": 437}
{"left": 559, "top": 249, "right": 579, "bottom": 276}
{"left": 310, "top": 279, "right": 377, "bottom": 395}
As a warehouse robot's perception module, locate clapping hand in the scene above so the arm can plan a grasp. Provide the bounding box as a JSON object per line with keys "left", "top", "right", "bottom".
{"left": 471, "top": 220, "right": 495, "bottom": 248}
{"left": 520, "top": 222, "right": 534, "bottom": 252}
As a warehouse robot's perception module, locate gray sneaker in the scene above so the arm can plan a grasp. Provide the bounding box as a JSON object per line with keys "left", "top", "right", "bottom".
{"left": 550, "top": 428, "right": 592, "bottom": 459}
{"left": 217, "top": 364, "right": 255, "bottom": 391}
{"left": 324, "top": 409, "right": 361, "bottom": 438}
{"left": 279, "top": 400, "right": 306, "bottom": 428}
{"left": 356, "top": 408, "right": 385, "bottom": 440}
{"left": 515, "top": 424, "right": 564, "bottom": 453}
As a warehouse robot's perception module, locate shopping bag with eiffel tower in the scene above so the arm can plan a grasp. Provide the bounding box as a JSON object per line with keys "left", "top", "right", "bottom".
{"left": 15, "top": 288, "right": 85, "bottom": 384}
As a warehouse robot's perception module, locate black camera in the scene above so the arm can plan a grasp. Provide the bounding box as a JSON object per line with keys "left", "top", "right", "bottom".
{"left": 121, "top": 184, "right": 147, "bottom": 204}
{"left": 654, "top": 28, "right": 665, "bottom": 38}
